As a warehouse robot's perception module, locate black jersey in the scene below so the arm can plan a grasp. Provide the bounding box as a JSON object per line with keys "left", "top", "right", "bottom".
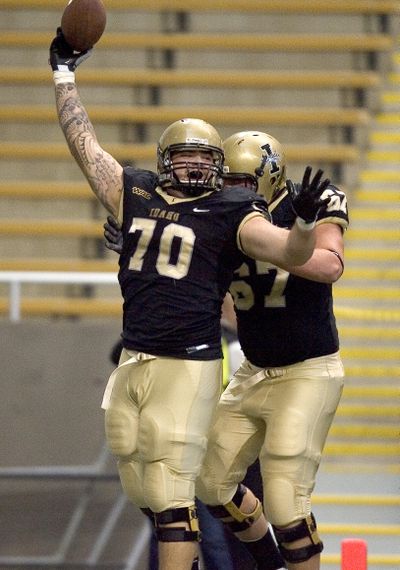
{"left": 118, "top": 167, "right": 269, "bottom": 360}
{"left": 230, "top": 185, "right": 349, "bottom": 367}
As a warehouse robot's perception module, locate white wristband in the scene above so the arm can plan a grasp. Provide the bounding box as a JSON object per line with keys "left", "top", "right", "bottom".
{"left": 53, "top": 70, "right": 75, "bottom": 85}
{"left": 295, "top": 217, "right": 316, "bottom": 231}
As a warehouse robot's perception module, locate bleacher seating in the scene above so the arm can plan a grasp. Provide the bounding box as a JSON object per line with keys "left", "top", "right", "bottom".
{"left": 0, "top": 102, "right": 371, "bottom": 125}
{"left": 0, "top": 0, "right": 398, "bottom": 316}
{"left": 0, "top": 296, "right": 122, "bottom": 318}
{"left": 0, "top": 258, "right": 116, "bottom": 272}
{"left": 1, "top": 0, "right": 398, "bottom": 15}
{"left": 0, "top": 141, "right": 360, "bottom": 164}
{"left": 0, "top": 67, "right": 382, "bottom": 90}
{"left": 0, "top": 30, "right": 395, "bottom": 54}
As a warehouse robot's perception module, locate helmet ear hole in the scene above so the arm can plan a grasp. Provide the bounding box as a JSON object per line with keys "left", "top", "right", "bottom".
{"left": 223, "top": 131, "right": 286, "bottom": 202}
{"left": 157, "top": 118, "right": 224, "bottom": 196}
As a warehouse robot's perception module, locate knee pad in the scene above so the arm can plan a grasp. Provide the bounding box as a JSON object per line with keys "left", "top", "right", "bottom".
{"left": 207, "top": 484, "right": 263, "bottom": 533}
{"left": 154, "top": 505, "right": 200, "bottom": 543}
{"left": 273, "top": 513, "right": 323, "bottom": 564}
{"left": 105, "top": 406, "right": 138, "bottom": 457}
{"left": 143, "top": 461, "right": 194, "bottom": 513}
{"left": 118, "top": 458, "right": 146, "bottom": 508}
{"left": 264, "top": 476, "right": 313, "bottom": 526}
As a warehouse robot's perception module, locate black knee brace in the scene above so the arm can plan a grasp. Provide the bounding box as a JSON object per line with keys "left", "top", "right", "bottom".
{"left": 154, "top": 505, "right": 200, "bottom": 543}
{"left": 207, "top": 484, "right": 263, "bottom": 533}
{"left": 273, "top": 513, "right": 323, "bottom": 563}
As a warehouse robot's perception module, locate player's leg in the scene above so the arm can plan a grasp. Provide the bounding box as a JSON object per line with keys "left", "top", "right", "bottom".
{"left": 196, "top": 496, "right": 255, "bottom": 570}
{"left": 104, "top": 352, "right": 221, "bottom": 569}
{"left": 197, "top": 358, "right": 286, "bottom": 570}
{"left": 104, "top": 350, "right": 162, "bottom": 567}
{"left": 218, "top": 460, "right": 267, "bottom": 570}
{"left": 261, "top": 353, "right": 344, "bottom": 569}
{"left": 243, "top": 458, "right": 264, "bottom": 504}
{"left": 137, "top": 356, "right": 222, "bottom": 570}
{"left": 103, "top": 350, "right": 147, "bottom": 507}
{"left": 142, "top": 508, "right": 202, "bottom": 570}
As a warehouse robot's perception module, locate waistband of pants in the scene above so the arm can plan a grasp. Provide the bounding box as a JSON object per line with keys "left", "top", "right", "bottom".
{"left": 229, "top": 352, "right": 340, "bottom": 397}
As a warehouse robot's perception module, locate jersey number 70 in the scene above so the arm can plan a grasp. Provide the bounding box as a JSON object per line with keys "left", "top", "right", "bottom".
{"left": 128, "top": 218, "right": 195, "bottom": 279}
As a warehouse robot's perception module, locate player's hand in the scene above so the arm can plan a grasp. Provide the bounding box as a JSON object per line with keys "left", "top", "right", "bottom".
{"left": 287, "top": 166, "right": 331, "bottom": 224}
{"left": 49, "top": 27, "right": 92, "bottom": 72}
{"left": 104, "top": 215, "right": 123, "bottom": 254}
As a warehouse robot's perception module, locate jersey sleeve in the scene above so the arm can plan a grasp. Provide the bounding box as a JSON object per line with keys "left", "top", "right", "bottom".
{"left": 235, "top": 199, "right": 271, "bottom": 254}
{"left": 316, "top": 184, "right": 349, "bottom": 231}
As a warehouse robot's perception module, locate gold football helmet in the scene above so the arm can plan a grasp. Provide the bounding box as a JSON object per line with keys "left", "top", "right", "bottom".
{"left": 223, "top": 131, "right": 286, "bottom": 202}
{"left": 157, "top": 118, "right": 224, "bottom": 196}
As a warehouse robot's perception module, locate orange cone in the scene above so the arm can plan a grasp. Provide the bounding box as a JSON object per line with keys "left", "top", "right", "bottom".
{"left": 341, "top": 538, "right": 367, "bottom": 570}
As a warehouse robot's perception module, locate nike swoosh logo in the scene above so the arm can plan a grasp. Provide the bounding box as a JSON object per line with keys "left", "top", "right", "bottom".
{"left": 193, "top": 207, "right": 210, "bottom": 213}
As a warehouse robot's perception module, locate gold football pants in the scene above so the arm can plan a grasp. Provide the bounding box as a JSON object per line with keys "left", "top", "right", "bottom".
{"left": 196, "top": 352, "right": 344, "bottom": 526}
{"left": 102, "top": 349, "right": 222, "bottom": 513}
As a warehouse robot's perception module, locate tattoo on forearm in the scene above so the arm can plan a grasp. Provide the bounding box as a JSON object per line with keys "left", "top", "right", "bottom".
{"left": 55, "top": 82, "right": 120, "bottom": 210}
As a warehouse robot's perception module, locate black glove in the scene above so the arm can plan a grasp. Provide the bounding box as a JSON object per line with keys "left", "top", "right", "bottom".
{"left": 104, "top": 215, "right": 123, "bottom": 254}
{"left": 49, "top": 27, "right": 92, "bottom": 72}
{"left": 287, "top": 166, "right": 331, "bottom": 224}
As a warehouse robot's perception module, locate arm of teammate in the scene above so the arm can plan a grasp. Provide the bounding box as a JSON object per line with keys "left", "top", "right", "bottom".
{"left": 285, "top": 223, "right": 344, "bottom": 283}
{"left": 239, "top": 167, "right": 330, "bottom": 267}
{"left": 49, "top": 28, "right": 123, "bottom": 217}
{"left": 104, "top": 215, "right": 123, "bottom": 253}
{"left": 282, "top": 173, "right": 346, "bottom": 282}
{"left": 221, "top": 293, "right": 237, "bottom": 333}
{"left": 239, "top": 217, "right": 314, "bottom": 267}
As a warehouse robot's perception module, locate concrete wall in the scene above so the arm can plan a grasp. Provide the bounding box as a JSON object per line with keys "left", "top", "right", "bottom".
{"left": 0, "top": 319, "right": 151, "bottom": 569}
{"left": 2, "top": 319, "right": 121, "bottom": 466}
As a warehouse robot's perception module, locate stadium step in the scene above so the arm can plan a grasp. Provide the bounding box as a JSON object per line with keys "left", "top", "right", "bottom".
{"left": 318, "top": 50, "right": 400, "bottom": 569}
{"left": 315, "top": 472, "right": 400, "bottom": 567}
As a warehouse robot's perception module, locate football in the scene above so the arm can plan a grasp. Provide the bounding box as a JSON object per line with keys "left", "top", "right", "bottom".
{"left": 61, "top": 0, "right": 106, "bottom": 52}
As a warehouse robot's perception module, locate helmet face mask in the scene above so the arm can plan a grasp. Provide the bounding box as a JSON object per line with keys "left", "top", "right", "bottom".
{"left": 157, "top": 118, "right": 224, "bottom": 196}
{"left": 223, "top": 172, "right": 258, "bottom": 192}
{"left": 223, "top": 131, "right": 286, "bottom": 202}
